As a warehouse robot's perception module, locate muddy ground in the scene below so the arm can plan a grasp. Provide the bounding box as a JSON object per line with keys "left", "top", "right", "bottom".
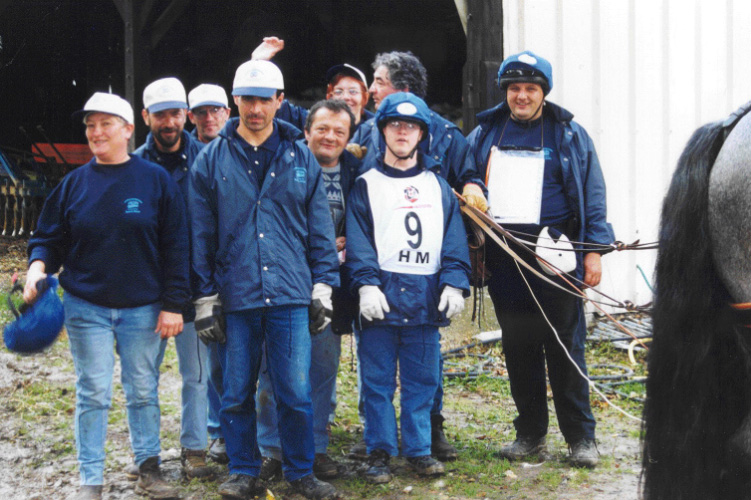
{"left": 0, "top": 239, "right": 643, "bottom": 499}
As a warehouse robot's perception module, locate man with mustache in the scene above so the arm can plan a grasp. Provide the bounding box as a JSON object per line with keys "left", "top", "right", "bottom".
{"left": 134, "top": 77, "right": 216, "bottom": 481}
{"left": 188, "top": 84, "right": 231, "bottom": 144}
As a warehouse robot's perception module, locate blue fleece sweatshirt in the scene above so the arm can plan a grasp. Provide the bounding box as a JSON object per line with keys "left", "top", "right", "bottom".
{"left": 28, "top": 155, "right": 190, "bottom": 312}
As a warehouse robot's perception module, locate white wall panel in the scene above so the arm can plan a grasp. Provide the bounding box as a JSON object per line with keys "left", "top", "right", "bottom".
{"left": 501, "top": 0, "right": 751, "bottom": 312}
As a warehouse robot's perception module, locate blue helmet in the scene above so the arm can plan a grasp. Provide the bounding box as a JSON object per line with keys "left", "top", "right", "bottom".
{"left": 375, "top": 92, "right": 431, "bottom": 135}
{"left": 498, "top": 50, "right": 553, "bottom": 95}
{"left": 3, "top": 276, "right": 64, "bottom": 354}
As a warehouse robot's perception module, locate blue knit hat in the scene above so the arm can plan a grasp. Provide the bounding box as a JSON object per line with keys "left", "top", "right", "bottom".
{"left": 3, "top": 276, "right": 64, "bottom": 354}
{"left": 498, "top": 51, "right": 553, "bottom": 95}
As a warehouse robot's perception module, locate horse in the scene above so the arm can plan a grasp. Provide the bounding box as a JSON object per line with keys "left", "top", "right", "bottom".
{"left": 643, "top": 101, "right": 751, "bottom": 499}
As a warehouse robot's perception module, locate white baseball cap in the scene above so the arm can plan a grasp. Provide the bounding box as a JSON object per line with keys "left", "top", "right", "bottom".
{"left": 75, "top": 92, "right": 134, "bottom": 125}
{"left": 232, "top": 60, "right": 284, "bottom": 98}
{"left": 188, "top": 84, "right": 229, "bottom": 110}
{"left": 143, "top": 77, "right": 188, "bottom": 113}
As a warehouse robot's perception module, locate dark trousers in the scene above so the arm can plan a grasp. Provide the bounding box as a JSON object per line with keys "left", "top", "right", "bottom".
{"left": 486, "top": 235, "right": 595, "bottom": 444}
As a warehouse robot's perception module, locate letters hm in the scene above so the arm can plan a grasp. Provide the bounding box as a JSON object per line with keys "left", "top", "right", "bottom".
{"left": 399, "top": 249, "right": 430, "bottom": 263}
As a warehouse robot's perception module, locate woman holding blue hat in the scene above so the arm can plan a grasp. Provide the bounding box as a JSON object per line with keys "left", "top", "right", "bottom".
{"left": 24, "top": 92, "right": 190, "bottom": 500}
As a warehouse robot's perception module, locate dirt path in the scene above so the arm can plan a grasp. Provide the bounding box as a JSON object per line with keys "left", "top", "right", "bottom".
{"left": 0, "top": 240, "right": 643, "bottom": 499}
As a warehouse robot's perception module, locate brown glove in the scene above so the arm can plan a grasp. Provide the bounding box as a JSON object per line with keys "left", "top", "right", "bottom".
{"left": 462, "top": 183, "right": 488, "bottom": 213}
{"left": 345, "top": 143, "right": 368, "bottom": 160}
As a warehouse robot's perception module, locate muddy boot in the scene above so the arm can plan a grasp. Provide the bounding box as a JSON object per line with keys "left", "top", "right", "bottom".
{"left": 313, "top": 453, "right": 340, "bottom": 479}
{"left": 259, "top": 456, "right": 282, "bottom": 482}
{"left": 431, "top": 414, "right": 458, "bottom": 461}
{"left": 208, "top": 437, "right": 229, "bottom": 464}
{"left": 364, "top": 449, "right": 392, "bottom": 484}
{"left": 70, "top": 485, "right": 102, "bottom": 500}
{"left": 181, "top": 448, "right": 216, "bottom": 480}
{"left": 218, "top": 474, "right": 262, "bottom": 499}
{"left": 289, "top": 473, "right": 338, "bottom": 500}
{"left": 348, "top": 439, "right": 368, "bottom": 460}
{"left": 498, "top": 435, "right": 547, "bottom": 461}
{"left": 125, "top": 462, "right": 140, "bottom": 480}
{"left": 407, "top": 455, "right": 445, "bottom": 476}
{"left": 135, "top": 456, "right": 181, "bottom": 499}
{"left": 569, "top": 438, "right": 599, "bottom": 468}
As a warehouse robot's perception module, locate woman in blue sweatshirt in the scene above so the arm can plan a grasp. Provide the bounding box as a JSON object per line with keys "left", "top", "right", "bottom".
{"left": 24, "top": 92, "right": 190, "bottom": 500}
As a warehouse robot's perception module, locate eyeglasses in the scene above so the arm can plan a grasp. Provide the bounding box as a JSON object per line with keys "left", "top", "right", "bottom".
{"left": 386, "top": 120, "right": 420, "bottom": 131}
{"left": 332, "top": 88, "right": 361, "bottom": 97}
{"left": 193, "top": 106, "right": 224, "bottom": 118}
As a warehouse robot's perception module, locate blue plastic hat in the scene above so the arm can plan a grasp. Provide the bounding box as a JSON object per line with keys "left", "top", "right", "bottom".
{"left": 3, "top": 276, "right": 64, "bottom": 354}
{"left": 375, "top": 92, "right": 432, "bottom": 135}
{"left": 498, "top": 51, "right": 553, "bottom": 95}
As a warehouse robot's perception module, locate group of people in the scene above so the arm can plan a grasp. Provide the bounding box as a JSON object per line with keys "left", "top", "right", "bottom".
{"left": 23, "top": 39, "right": 613, "bottom": 500}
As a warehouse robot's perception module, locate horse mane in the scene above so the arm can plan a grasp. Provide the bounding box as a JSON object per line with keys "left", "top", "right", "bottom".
{"left": 643, "top": 116, "right": 751, "bottom": 499}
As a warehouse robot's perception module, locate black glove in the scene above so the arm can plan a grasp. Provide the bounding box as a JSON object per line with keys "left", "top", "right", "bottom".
{"left": 309, "top": 299, "right": 333, "bottom": 335}
{"left": 309, "top": 283, "right": 333, "bottom": 335}
{"left": 194, "top": 294, "right": 226, "bottom": 345}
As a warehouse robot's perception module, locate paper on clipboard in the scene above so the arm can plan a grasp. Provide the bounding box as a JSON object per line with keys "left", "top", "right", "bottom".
{"left": 486, "top": 146, "right": 545, "bottom": 224}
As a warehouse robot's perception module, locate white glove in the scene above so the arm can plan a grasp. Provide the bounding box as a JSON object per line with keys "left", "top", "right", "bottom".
{"left": 438, "top": 286, "right": 465, "bottom": 319}
{"left": 309, "top": 283, "right": 333, "bottom": 334}
{"left": 358, "top": 285, "right": 390, "bottom": 321}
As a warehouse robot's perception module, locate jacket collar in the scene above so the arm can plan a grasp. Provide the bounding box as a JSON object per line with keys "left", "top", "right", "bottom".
{"left": 219, "top": 117, "right": 302, "bottom": 145}
{"left": 476, "top": 99, "right": 574, "bottom": 127}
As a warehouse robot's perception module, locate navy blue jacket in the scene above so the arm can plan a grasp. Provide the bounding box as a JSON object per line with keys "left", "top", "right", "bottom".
{"left": 28, "top": 155, "right": 190, "bottom": 312}
{"left": 189, "top": 118, "right": 340, "bottom": 313}
{"left": 351, "top": 111, "right": 485, "bottom": 192}
{"left": 345, "top": 153, "right": 471, "bottom": 328}
{"left": 134, "top": 130, "right": 204, "bottom": 321}
{"left": 467, "top": 101, "right": 615, "bottom": 247}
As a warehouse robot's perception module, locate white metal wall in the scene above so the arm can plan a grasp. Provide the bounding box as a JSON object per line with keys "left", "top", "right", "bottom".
{"left": 501, "top": 0, "right": 751, "bottom": 310}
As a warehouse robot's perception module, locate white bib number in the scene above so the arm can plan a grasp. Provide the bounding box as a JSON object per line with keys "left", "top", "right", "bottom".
{"left": 486, "top": 146, "right": 545, "bottom": 224}
{"left": 363, "top": 169, "right": 444, "bottom": 275}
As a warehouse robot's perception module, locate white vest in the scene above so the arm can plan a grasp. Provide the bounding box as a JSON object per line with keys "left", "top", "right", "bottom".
{"left": 362, "top": 168, "right": 444, "bottom": 275}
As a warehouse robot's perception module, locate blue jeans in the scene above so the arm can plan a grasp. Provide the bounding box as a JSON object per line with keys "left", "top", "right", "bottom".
{"left": 219, "top": 305, "right": 314, "bottom": 481}
{"left": 358, "top": 324, "right": 440, "bottom": 457}
{"left": 64, "top": 293, "right": 164, "bottom": 486}
{"left": 258, "top": 324, "right": 341, "bottom": 457}
{"left": 157, "top": 322, "right": 208, "bottom": 450}
{"left": 207, "top": 341, "right": 224, "bottom": 440}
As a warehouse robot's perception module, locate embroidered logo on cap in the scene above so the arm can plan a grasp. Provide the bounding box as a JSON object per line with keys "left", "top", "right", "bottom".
{"left": 396, "top": 102, "right": 418, "bottom": 115}
{"left": 518, "top": 53, "right": 538, "bottom": 65}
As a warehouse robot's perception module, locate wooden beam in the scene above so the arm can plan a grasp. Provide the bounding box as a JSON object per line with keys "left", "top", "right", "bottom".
{"left": 461, "top": 0, "right": 503, "bottom": 134}
{"left": 150, "top": 0, "right": 191, "bottom": 47}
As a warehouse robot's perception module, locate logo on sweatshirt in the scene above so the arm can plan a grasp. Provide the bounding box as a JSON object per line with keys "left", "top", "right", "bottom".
{"left": 124, "top": 198, "right": 143, "bottom": 214}
{"left": 294, "top": 167, "right": 306, "bottom": 183}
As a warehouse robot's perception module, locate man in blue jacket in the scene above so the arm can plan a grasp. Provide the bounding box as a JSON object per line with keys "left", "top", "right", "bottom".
{"left": 189, "top": 59, "right": 340, "bottom": 500}
{"left": 349, "top": 50, "right": 485, "bottom": 461}
{"left": 345, "top": 92, "right": 470, "bottom": 483}
{"left": 467, "top": 51, "right": 615, "bottom": 469}
{"left": 133, "top": 77, "right": 215, "bottom": 481}
{"left": 256, "top": 99, "right": 362, "bottom": 482}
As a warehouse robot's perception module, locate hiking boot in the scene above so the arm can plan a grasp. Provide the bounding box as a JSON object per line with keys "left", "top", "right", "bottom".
{"left": 289, "top": 473, "right": 337, "bottom": 500}
{"left": 218, "top": 473, "right": 261, "bottom": 499}
{"left": 313, "top": 453, "right": 340, "bottom": 479}
{"left": 364, "top": 449, "right": 392, "bottom": 484}
{"left": 135, "top": 456, "right": 181, "bottom": 499}
{"left": 569, "top": 438, "right": 599, "bottom": 468}
{"left": 348, "top": 439, "right": 368, "bottom": 460}
{"left": 70, "top": 485, "right": 102, "bottom": 500}
{"left": 208, "top": 437, "right": 229, "bottom": 464}
{"left": 407, "top": 455, "right": 445, "bottom": 476}
{"left": 497, "top": 436, "right": 547, "bottom": 461}
{"left": 431, "top": 414, "right": 458, "bottom": 461}
{"left": 125, "top": 462, "right": 140, "bottom": 480}
{"left": 258, "top": 456, "right": 282, "bottom": 482}
{"left": 181, "top": 448, "right": 217, "bottom": 480}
